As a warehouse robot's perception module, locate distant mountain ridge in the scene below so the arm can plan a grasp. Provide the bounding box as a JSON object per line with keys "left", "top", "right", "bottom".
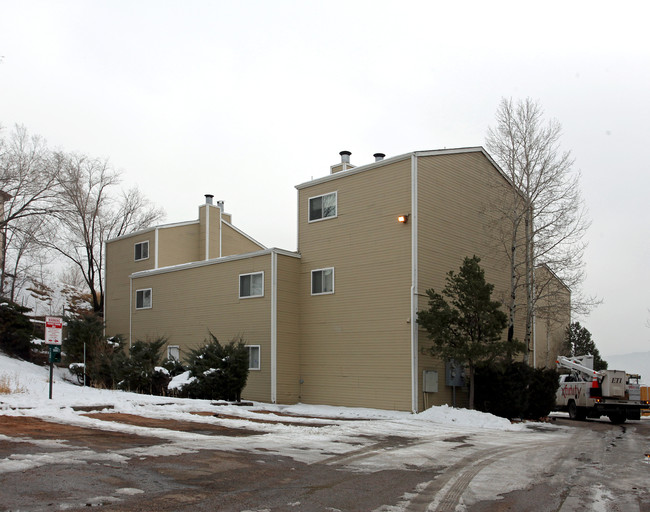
{"left": 603, "top": 351, "right": 650, "bottom": 384}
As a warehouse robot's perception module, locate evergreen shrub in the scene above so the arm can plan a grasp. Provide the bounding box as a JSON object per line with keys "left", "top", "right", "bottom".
{"left": 474, "top": 362, "right": 559, "bottom": 420}
{"left": 180, "top": 334, "right": 249, "bottom": 401}
{"left": 0, "top": 299, "right": 33, "bottom": 360}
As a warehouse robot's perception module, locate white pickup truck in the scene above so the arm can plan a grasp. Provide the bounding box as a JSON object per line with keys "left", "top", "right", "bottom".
{"left": 555, "top": 355, "right": 645, "bottom": 424}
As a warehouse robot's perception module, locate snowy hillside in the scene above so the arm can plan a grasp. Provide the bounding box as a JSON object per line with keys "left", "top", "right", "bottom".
{"left": 604, "top": 351, "right": 650, "bottom": 384}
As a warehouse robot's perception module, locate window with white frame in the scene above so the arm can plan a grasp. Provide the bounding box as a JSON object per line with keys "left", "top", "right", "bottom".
{"left": 134, "top": 241, "right": 149, "bottom": 261}
{"left": 167, "top": 345, "right": 180, "bottom": 361}
{"left": 309, "top": 192, "right": 337, "bottom": 222}
{"left": 135, "top": 288, "right": 152, "bottom": 309}
{"left": 247, "top": 345, "right": 260, "bottom": 370}
{"left": 239, "top": 272, "right": 264, "bottom": 298}
{"left": 311, "top": 268, "right": 334, "bottom": 295}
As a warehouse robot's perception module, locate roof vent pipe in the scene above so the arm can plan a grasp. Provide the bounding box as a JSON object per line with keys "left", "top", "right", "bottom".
{"left": 373, "top": 153, "right": 385, "bottom": 162}
{"left": 340, "top": 150, "right": 351, "bottom": 164}
{"left": 205, "top": 194, "right": 214, "bottom": 205}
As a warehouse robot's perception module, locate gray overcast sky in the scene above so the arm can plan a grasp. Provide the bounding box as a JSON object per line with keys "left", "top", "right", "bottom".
{"left": 1, "top": 0, "right": 649, "bottom": 357}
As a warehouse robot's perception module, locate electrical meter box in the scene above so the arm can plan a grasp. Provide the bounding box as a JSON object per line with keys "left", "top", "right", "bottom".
{"left": 445, "top": 360, "right": 465, "bottom": 387}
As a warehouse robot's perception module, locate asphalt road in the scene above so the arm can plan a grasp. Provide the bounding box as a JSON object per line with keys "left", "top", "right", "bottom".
{"left": 467, "top": 417, "right": 650, "bottom": 512}
{"left": 1, "top": 411, "right": 648, "bottom": 511}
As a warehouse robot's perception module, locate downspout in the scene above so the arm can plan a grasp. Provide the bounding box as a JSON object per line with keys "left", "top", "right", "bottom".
{"left": 129, "top": 277, "right": 133, "bottom": 349}
{"left": 410, "top": 154, "right": 419, "bottom": 413}
{"left": 155, "top": 227, "right": 159, "bottom": 269}
{"left": 271, "top": 250, "right": 278, "bottom": 403}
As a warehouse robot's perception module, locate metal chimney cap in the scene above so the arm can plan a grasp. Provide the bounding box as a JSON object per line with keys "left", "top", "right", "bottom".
{"left": 373, "top": 153, "right": 386, "bottom": 161}
{"left": 339, "top": 150, "right": 351, "bottom": 164}
{"left": 205, "top": 194, "right": 214, "bottom": 205}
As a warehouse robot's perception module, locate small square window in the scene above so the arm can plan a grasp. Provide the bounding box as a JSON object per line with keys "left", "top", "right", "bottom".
{"left": 240, "top": 272, "right": 264, "bottom": 298}
{"left": 247, "top": 346, "right": 260, "bottom": 370}
{"left": 136, "top": 288, "right": 152, "bottom": 309}
{"left": 309, "top": 192, "right": 337, "bottom": 222}
{"left": 135, "top": 241, "right": 149, "bottom": 261}
{"left": 311, "top": 268, "right": 334, "bottom": 295}
{"left": 167, "top": 345, "right": 180, "bottom": 361}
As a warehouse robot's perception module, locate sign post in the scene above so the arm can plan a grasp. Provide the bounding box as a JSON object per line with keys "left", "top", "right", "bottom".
{"left": 45, "top": 316, "right": 63, "bottom": 399}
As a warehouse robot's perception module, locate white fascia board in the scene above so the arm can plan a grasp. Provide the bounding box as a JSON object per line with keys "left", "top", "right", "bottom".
{"left": 535, "top": 263, "right": 572, "bottom": 294}
{"left": 295, "top": 152, "right": 412, "bottom": 190}
{"left": 295, "top": 147, "right": 490, "bottom": 190}
{"left": 221, "top": 219, "right": 268, "bottom": 250}
{"left": 130, "top": 247, "right": 300, "bottom": 279}
{"left": 107, "top": 219, "right": 200, "bottom": 244}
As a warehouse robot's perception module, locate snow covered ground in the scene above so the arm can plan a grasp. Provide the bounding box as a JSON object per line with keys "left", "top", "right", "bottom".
{"left": 2, "top": 353, "right": 646, "bottom": 510}
{"left": 0, "top": 351, "right": 525, "bottom": 432}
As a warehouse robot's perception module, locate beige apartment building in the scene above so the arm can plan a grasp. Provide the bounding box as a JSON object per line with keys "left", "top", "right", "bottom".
{"left": 105, "top": 147, "right": 570, "bottom": 412}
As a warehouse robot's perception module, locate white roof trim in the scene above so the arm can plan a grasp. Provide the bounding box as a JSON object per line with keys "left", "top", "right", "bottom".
{"left": 130, "top": 247, "right": 300, "bottom": 279}
{"left": 295, "top": 146, "right": 509, "bottom": 189}
{"left": 108, "top": 219, "right": 199, "bottom": 243}
{"left": 221, "top": 218, "right": 267, "bottom": 250}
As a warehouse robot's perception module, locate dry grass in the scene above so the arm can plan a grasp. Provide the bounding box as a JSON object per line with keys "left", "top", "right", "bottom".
{"left": 0, "top": 374, "right": 27, "bottom": 394}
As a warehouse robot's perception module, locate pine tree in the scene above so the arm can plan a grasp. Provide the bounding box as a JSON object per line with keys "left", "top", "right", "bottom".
{"left": 562, "top": 321, "right": 607, "bottom": 370}
{"left": 417, "top": 256, "right": 519, "bottom": 409}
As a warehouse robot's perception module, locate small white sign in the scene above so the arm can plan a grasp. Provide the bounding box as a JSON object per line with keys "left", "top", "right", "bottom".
{"left": 45, "top": 316, "right": 63, "bottom": 345}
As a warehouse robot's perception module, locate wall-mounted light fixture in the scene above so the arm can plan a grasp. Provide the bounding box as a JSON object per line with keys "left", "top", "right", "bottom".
{"left": 398, "top": 214, "right": 409, "bottom": 224}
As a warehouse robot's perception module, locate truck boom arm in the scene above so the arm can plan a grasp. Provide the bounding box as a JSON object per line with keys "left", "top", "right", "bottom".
{"left": 556, "top": 356, "right": 604, "bottom": 379}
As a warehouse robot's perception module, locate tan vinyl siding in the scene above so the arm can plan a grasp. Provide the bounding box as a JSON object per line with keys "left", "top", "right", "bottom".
{"left": 275, "top": 253, "right": 301, "bottom": 403}
{"left": 298, "top": 159, "right": 413, "bottom": 411}
{"left": 222, "top": 223, "right": 265, "bottom": 256}
{"left": 105, "top": 231, "right": 156, "bottom": 342}
{"left": 130, "top": 254, "right": 273, "bottom": 402}
{"left": 157, "top": 223, "right": 200, "bottom": 267}
{"left": 534, "top": 266, "right": 571, "bottom": 368}
{"left": 416, "top": 151, "right": 518, "bottom": 410}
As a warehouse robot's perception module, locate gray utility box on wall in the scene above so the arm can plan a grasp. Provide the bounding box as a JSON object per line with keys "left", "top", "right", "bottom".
{"left": 445, "top": 360, "right": 465, "bottom": 387}
{"left": 423, "top": 370, "right": 438, "bottom": 393}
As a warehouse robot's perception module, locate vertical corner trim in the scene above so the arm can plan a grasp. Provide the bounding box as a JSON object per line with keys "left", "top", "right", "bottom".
{"left": 410, "top": 154, "right": 419, "bottom": 413}
{"left": 271, "top": 250, "right": 278, "bottom": 403}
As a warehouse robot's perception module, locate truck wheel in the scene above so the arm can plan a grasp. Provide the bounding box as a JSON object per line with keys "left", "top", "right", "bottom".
{"left": 608, "top": 412, "right": 626, "bottom": 424}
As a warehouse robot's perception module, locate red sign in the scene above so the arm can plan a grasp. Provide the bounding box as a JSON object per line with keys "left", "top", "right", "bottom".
{"left": 45, "top": 316, "right": 63, "bottom": 345}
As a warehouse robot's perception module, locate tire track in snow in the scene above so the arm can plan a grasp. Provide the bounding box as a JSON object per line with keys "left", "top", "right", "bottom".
{"left": 405, "top": 439, "right": 566, "bottom": 512}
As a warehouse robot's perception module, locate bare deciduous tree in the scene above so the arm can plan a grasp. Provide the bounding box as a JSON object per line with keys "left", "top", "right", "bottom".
{"left": 3, "top": 215, "right": 54, "bottom": 303}
{"left": 0, "top": 124, "right": 60, "bottom": 296}
{"left": 486, "top": 97, "right": 594, "bottom": 365}
{"left": 51, "top": 152, "right": 165, "bottom": 314}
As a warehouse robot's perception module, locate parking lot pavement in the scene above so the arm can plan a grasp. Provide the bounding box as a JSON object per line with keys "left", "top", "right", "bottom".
{"left": 0, "top": 412, "right": 435, "bottom": 511}
{"left": 2, "top": 408, "right": 649, "bottom": 511}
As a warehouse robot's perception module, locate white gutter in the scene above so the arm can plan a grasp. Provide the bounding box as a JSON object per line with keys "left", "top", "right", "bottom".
{"left": 271, "top": 250, "right": 278, "bottom": 403}
{"left": 410, "top": 154, "right": 419, "bottom": 413}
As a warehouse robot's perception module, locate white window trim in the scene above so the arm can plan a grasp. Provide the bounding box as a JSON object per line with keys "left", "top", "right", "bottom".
{"left": 239, "top": 271, "right": 265, "bottom": 299}
{"left": 167, "top": 345, "right": 180, "bottom": 361}
{"left": 247, "top": 345, "right": 261, "bottom": 370}
{"left": 135, "top": 288, "right": 152, "bottom": 310}
{"left": 311, "top": 267, "right": 335, "bottom": 295}
{"left": 308, "top": 191, "right": 338, "bottom": 223}
{"left": 134, "top": 241, "right": 150, "bottom": 261}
